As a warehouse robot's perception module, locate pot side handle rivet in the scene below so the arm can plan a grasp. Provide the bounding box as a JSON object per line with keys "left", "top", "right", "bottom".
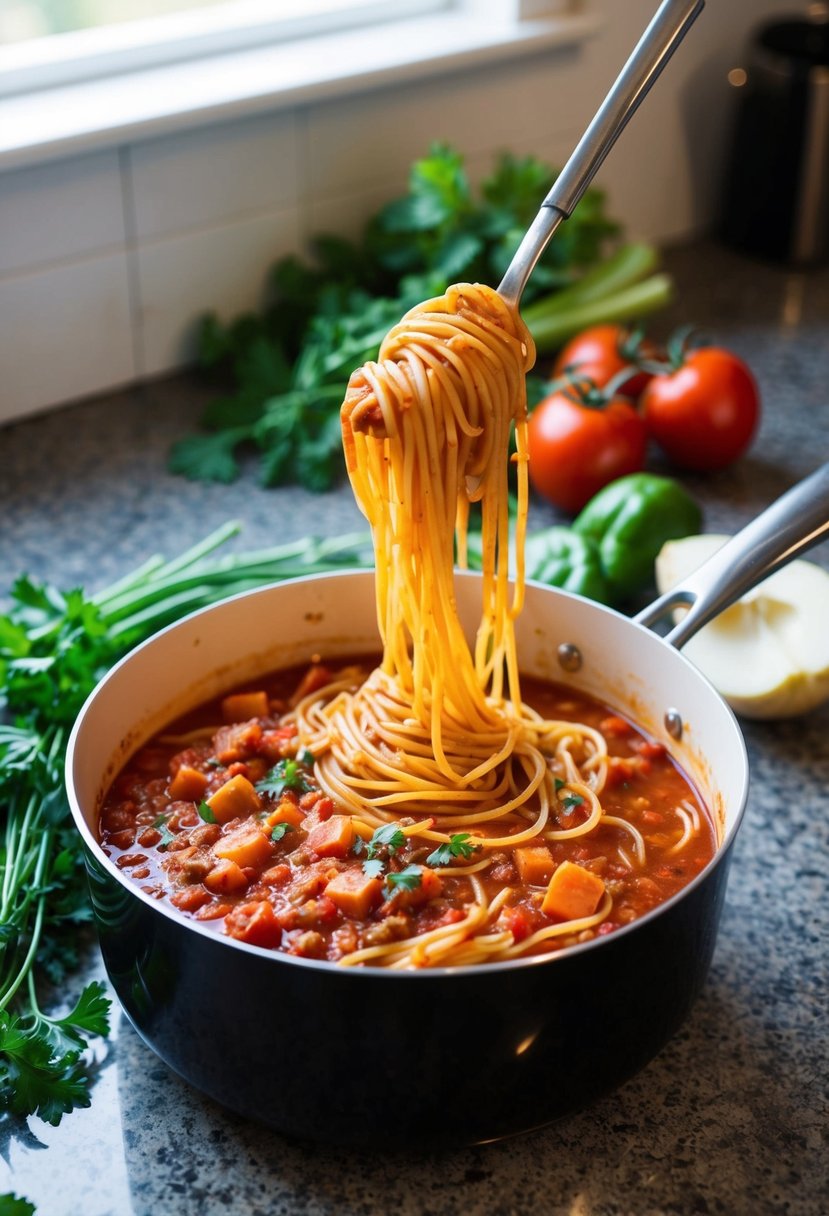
{"left": 665, "top": 708, "right": 683, "bottom": 740}
{"left": 557, "top": 643, "right": 583, "bottom": 673}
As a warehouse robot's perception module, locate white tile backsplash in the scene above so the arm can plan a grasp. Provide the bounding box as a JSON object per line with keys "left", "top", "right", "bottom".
{"left": 135, "top": 205, "right": 301, "bottom": 376}
{"left": 0, "top": 254, "right": 134, "bottom": 423}
{"left": 0, "top": 150, "right": 125, "bottom": 277}
{"left": 1, "top": 0, "right": 784, "bottom": 425}
{"left": 129, "top": 111, "right": 300, "bottom": 241}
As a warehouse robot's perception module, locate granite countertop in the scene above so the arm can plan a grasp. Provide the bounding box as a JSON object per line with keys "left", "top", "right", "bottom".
{"left": 1, "top": 241, "right": 827, "bottom": 1216}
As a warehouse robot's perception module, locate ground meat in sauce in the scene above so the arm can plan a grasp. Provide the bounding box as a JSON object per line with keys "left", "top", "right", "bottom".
{"left": 98, "top": 661, "right": 717, "bottom": 964}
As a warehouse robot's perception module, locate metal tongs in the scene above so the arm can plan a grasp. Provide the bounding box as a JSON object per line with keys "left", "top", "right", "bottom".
{"left": 499, "top": 0, "right": 705, "bottom": 311}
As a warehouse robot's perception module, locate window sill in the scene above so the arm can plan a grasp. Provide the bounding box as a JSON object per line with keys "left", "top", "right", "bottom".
{"left": 0, "top": 9, "right": 598, "bottom": 172}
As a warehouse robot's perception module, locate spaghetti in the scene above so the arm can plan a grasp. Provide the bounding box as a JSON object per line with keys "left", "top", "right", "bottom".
{"left": 99, "top": 283, "right": 715, "bottom": 971}
{"left": 289, "top": 283, "right": 622, "bottom": 965}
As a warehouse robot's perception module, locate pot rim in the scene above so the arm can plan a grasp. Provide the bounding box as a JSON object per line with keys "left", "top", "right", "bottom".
{"left": 65, "top": 568, "right": 750, "bottom": 980}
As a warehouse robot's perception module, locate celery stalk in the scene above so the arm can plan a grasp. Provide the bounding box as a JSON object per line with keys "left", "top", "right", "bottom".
{"left": 526, "top": 273, "right": 674, "bottom": 354}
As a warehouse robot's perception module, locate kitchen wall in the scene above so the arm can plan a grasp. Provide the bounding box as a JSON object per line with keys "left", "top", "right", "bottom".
{"left": 0, "top": 0, "right": 808, "bottom": 425}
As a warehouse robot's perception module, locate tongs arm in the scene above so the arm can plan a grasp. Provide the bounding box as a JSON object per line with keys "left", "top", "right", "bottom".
{"left": 498, "top": 0, "right": 704, "bottom": 310}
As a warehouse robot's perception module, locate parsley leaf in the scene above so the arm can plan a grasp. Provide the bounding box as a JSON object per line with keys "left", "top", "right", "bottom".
{"left": 426, "top": 833, "right": 481, "bottom": 867}
{"left": 270, "top": 823, "right": 294, "bottom": 842}
{"left": 561, "top": 793, "right": 585, "bottom": 813}
{"left": 255, "top": 759, "right": 314, "bottom": 799}
{"left": 197, "top": 801, "right": 216, "bottom": 824}
{"left": 361, "top": 858, "right": 384, "bottom": 880}
{"left": 385, "top": 865, "right": 422, "bottom": 896}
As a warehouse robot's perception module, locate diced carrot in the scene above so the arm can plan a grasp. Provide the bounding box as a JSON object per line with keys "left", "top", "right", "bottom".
{"left": 306, "top": 815, "right": 356, "bottom": 858}
{"left": 214, "top": 822, "right": 274, "bottom": 870}
{"left": 221, "top": 690, "right": 270, "bottom": 722}
{"left": 224, "top": 900, "right": 283, "bottom": 948}
{"left": 514, "top": 845, "right": 556, "bottom": 886}
{"left": 541, "top": 861, "right": 606, "bottom": 921}
{"left": 204, "top": 857, "right": 250, "bottom": 893}
{"left": 290, "top": 664, "right": 332, "bottom": 706}
{"left": 264, "top": 801, "right": 306, "bottom": 830}
{"left": 325, "top": 868, "right": 383, "bottom": 919}
{"left": 167, "top": 764, "right": 208, "bottom": 802}
{"left": 206, "top": 774, "right": 262, "bottom": 824}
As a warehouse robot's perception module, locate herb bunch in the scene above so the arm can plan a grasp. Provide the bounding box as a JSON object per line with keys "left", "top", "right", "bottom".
{"left": 0, "top": 523, "right": 371, "bottom": 1126}
{"left": 169, "top": 144, "right": 670, "bottom": 492}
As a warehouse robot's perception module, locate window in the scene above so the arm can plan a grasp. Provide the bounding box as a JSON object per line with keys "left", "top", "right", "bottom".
{"left": 0, "top": 0, "right": 451, "bottom": 96}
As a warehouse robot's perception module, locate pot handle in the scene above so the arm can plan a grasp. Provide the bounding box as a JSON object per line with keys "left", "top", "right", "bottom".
{"left": 634, "top": 462, "right": 829, "bottom": 649}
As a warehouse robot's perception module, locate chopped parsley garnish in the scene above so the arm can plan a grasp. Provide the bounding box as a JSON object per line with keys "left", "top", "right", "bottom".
{"left": 297, "top": 748, "right": 315, "bottom": 767}
{"left": 197, "top": 800, "right": 216, "bottom": 823}
{"left": 385, "top": 865, "right": 422, "bottom": 895}
{"left": 270, "top": 822, "right": 294, "bottom": 842}
{"left": 426, "top": 833, "right": 481, "bottom": 867}
{"left": 560, "top": 793, "right": 585, "bottom": 813}
{"left": 153, "top": 814, "right": 176, "bottom": 849}
{"left": 354, "top": 822, "right": 407, "bottom": 876}
{"left": 554, "top": 777, "right": 566, "bottom": 791}
{"left": 255, "top": 758, "right": 314, "bottom": 799}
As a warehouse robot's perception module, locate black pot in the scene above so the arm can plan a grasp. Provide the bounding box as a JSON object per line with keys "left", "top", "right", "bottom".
{"left": 66, "top": 571, "right": 751, "bottom": 1148}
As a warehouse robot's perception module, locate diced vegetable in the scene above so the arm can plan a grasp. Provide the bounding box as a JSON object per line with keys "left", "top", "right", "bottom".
{"left": 214, "top": 822, "right": 274, "bottom": 869}
{"left": 213, "top": 720, "right": 263, "bottom": 764}
{"left": 514, "top": 846, "right": 556, "bottom": 886}
{"left": 221, "top": 690, "right": 269, "bottom": 721}
{"left": 167, "top": 764, "right": 209, "bottom": 802}
{"left": 224, "top": 900, "right": 283, "bottom": 948}
{"left": 306, "top": 814, "right": 356, "bottom": 858}
{"left": 325, "top": 868, "right": 384, "bottom": 919}
{"left": 541, "top": 861, "right": 606, "bottom": 920}
{"left": 206, "top": 774, "right": 263, "bottom": 823}
{"left": 204, "top": 857, "right": 250, "bottom": 893}
{"left": 264, "top": 801, "right": 306, "bottom": 830}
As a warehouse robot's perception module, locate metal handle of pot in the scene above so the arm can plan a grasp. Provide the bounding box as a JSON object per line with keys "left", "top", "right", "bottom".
{"left": 635, "top": 462, "right": 829, "bottom": 649}
{"left": 498, "top": 0, "right": 704, "bottom": 309}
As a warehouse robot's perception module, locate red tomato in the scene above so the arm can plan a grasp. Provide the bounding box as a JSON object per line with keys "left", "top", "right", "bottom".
{"left": 641, "top": 348, "right": 760, "bottom": 471}
{"left": 554, "top": 325, "right": 656, "bottom": 399}
{"left": 527, "top": 387, "right": 648, "bottom": 514}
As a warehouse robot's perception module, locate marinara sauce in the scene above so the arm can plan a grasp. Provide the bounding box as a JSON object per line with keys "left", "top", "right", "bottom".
{"left": 98, "top": 660, "right": 717, "bottom": 965}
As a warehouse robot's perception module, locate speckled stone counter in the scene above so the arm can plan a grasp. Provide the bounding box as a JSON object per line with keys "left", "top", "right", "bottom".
{"left": 1, "top": 241, "right": 827, "bottom": 1216}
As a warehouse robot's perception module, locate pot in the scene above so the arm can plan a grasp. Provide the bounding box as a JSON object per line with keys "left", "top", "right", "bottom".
{"left": 65, "top": 466, "right": 829, "bottom": 1149}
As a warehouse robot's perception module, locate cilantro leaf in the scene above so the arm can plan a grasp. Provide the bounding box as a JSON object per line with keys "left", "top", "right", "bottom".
{"left": 0, "top": 1194, "right": 36, "bottom": 1216}
{"left": 362, "top": 858, "right": 384, "bottom": 880}
{"left": 270, "top": 823, "right": 294, "bottom": 842}
{"left": 197, "top": 801, "right": 216, "bottom": 824}
{"left": 426, "top": 833, "right": 481, "bottom": 867}
{"left": 385, "top": 865, "right": 422, "bottom": 896}
{"left": 256, "top": 759, "right": 314, "bottom": 799}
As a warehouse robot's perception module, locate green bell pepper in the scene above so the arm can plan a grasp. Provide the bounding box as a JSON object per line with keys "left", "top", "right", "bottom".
{"left": 573, "top": 473, "right": 701, "bottom": 599}
{"left": 524, "top": 527, "right": 612, "bottom": 604}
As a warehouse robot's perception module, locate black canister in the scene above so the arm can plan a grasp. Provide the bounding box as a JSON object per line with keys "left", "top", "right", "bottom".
{"left": 720, "top": 6, "right": 829, "bottom": 265}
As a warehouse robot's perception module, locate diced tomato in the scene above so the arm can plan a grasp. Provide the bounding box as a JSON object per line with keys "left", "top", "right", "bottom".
{"left": 170, "top": 887, "right": 211, "bottom": 913}
{"left": 259, "top": 724, "right": 298, "bottom": 762}
{"left": 633, "top": 740, "right": 667, "bottom": 760}
{"left": 606, "top": 755, "right": 652, "bottom": 786}
{"left": 224, "top": 900, "right": 283, "bottom": 948}
{"left": 600, "top": 716, "right": 633, "bottom": 737}
{"left": 262, "top": 863, "right": 291, "bottom": 886}
{"left": 213, "top": 720, "right": 263, "bottom": 765}
{"left": 500, "top": 904, "right": 532, "bottom": 943}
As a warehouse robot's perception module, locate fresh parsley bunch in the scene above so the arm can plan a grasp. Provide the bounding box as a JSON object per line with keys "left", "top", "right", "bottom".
{"left": 169, "top": 143, "right": 636, "bottom": 492}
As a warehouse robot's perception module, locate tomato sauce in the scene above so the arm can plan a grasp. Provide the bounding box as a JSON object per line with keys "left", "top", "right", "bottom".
{"left": 98, "top": 660, "right": 717, "bottom": 965}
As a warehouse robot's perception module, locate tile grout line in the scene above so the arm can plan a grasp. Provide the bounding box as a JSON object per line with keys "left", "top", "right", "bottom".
{"left": 118, "top": 145, "right": 146, "bottom": 380}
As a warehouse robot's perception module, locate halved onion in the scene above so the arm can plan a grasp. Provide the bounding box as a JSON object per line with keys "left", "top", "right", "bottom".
{"left": 656, "top": 534, "right": 829, "bottom": 719}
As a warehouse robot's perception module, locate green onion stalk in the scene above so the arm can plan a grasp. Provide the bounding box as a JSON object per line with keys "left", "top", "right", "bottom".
{"left": 0, "top": 523, "right": 371, "bottom": 1126}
